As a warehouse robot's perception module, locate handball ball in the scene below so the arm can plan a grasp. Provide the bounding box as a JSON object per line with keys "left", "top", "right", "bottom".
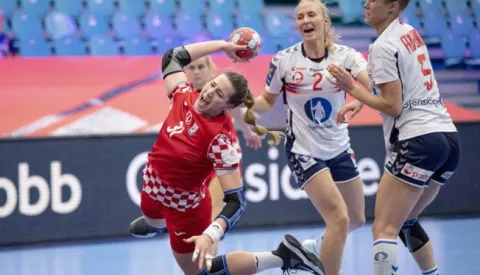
{"left": 228, "top": 27, "right": 262, "bottom": 60}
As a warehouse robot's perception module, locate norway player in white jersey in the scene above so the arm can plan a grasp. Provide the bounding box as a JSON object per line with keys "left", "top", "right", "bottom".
{"left": 253, "top": 1, "right": 372, "bottom": 274}
{"left": 327, "top": 1, "right": 461, "bottom": 275}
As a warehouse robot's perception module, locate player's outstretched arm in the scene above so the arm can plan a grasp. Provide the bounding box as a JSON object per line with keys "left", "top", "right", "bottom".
{"left": 162, "top": 40, "right": 248, "bottom": 94}
{"left": 253, "top": 90, "right": 279, "bottom": 113}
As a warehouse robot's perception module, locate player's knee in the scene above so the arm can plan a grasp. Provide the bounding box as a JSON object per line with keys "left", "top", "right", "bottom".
{"left": 349, "top": 212, "right": 366, "bottom": 231}
{"left": 398, "top": 219, "right": 430, "bottom": 253}
{"left": 208, "top": 254, "right": 229, "bottom": 274}
{"left": 372, "top": 220, "right": 398, "bottom": 240}
{"left": 327, "top": 209, "right": 350, "bottom": 235}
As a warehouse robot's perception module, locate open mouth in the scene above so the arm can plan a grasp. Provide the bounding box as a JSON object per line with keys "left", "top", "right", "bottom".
{"left": 199, "top": 95, "right": 209, "bottom": 107}
{"left": 303, "top": 28, "right": 315, "bottom": 34}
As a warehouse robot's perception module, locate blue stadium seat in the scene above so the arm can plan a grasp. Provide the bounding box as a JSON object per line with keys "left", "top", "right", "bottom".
{"left": 148, "top": 0, "right": 175, "bottom": 16}
{"left": 155, "top": 34, "right": 182, "bottom": 54}
{"left": 449, "top": 12, "right": 474, "bottom": 37}
{"left": 18, "top": 37, "right": 51, "bottom": 56}
{"left": 86, "top": 0, "right": 115, "bottom": 17}
{"left": 2, "top": 18, "right": 7, "bottom": 32}
{"left": 418, "top": 0, "right": 443, "bottom": 15}
{"left": 20, "top": 0, "right": 50, "bottom": 17}
{"left": 277, "top": 33, "right": 302, "bottom": 50}
{"left": 423, "top": 11, "right": 448, "bottom": 37}
{"left": 472, "top": 0, "right": 480, "bottom": 16}
{"left": 182, "top": 32, "right": 212, "bottom": 45}
{"left": 144, "top": 12, "right": 174, "bottom": 39}
{"left": 207, "top": 0, "right": 234, "bottom": 15}
{"left": 89, "top": 36, "right": 119, "bottom": 56}
{"left": 265, "top": 12, "right": 292, "bottom": 38}
{"left": 206, "top": 13, "right": 234, "bottom": 39}
{"left": 236, "top": 12, "right": 263, "bottom": 33}
{"left": 441, "top": 31, "right": 466, "bottom": 65}
{"left": 260, "top": 35, "right": 279, "bottom": 54}
{"left": 175, "top": 11, "right": 203, "bottom": 38}
{"left": 79, "top": 13, "right": 109, "bottom": 39}
{"left": 123, "top": 37, "right": 152, "bottom": 56}
{"left": 237, "top": 0, "right": 263, "bottom": 15}
{"left": 12, "top": 11, "right": 43, "bottom": 40}
{"left": 401, "top": 0, "right": 417, "bottom": 20}
{"left": 45, "top": 12, "right": 77, "bottom": 40}
{"left": 338, "top": 0, "right": 363, "bottom": 24}
{"left": 118, "top": 0, "right": 145, "bottom": 17}
{"left": 468, "top": 30, "right": 480, "bottom": 59}
{"left": 54, "top": 36, "right": 87, "bottom": 56}
{"left": 444, "top": 0, "right": 469, "bottom": 15}
{"left": 0, "top": 0, "right": 17, "bottom": 17}
{"left": 178, "top": 0, "right": 205, "bottom": 17}
{"left": 400, "top": 12, "right": 421, "bottom": 30}
{"left": 113, "top": 12, "right": 141, "bottom": 39}
{"left": 54, "top": 0, "right": 83, "bottom": 17}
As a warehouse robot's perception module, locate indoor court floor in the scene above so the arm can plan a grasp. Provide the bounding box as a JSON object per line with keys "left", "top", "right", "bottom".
{"left": 1, "top": 217, "right": 479, "bottom": 275}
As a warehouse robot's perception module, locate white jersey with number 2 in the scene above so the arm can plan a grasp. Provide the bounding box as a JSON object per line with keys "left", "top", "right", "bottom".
{"left": 265, "top": 42, "right": 367, "bottom": 160}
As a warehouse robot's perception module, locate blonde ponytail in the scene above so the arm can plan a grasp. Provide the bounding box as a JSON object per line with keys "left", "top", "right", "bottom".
{"left": 242, "top": 91, "right": 283, "bottom": 146}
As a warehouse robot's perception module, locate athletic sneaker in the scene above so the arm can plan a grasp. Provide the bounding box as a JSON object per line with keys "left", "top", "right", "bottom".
{"left": 302, "top": 238, "right": 321, "bottom": 259}
{"left": 129, "top": 216, "right": 168, "bottom": 238}
{"left": 272, "top": 234, "right": 325, "bottom": 275}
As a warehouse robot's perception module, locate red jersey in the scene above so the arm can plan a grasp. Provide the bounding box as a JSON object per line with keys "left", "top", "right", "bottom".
{"left": 148, "top": 83, "right": 240, "bottom": 192}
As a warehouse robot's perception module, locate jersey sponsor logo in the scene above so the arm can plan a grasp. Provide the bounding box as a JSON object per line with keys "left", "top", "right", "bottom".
{"left": 188, "top": 123, "right": 198, "bottom": 136}
{"left": 221, "top": 144, "right": 240, "bottom": 166}
{"left": 403, "top": 97, "right": 444, "bottom": 110}
{"left": 293, "top": 71, "right": 304, "bottom": 84}
{"left": 400, "top": 163, "right": 433, "bottom": 182}
{"left": 185, "top": 111, "right": 192, "bottom": 125}
{"left": 291, "top": 66, "right": 306, "bottom": 71}
{"left": 266, "top": 62, "right": 277, "bottom": 86}
{"left": 304, "top": 97, "right": 333, "bottom": 125}
{"left": 166, "top": 121, "right": 184, "bottom": 138}
{"left": 174, "top": 231, "right": 186, "bottom": 236}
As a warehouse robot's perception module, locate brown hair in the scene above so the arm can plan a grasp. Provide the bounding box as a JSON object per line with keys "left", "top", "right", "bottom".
{"left": 296, "top": 0, "right": 341, "bottom": 53}
{"left": 224, "top": 71, "right": 283, "bottom": 146}
{"left": 385, "top": 0, "right": 410, "bottom": 12}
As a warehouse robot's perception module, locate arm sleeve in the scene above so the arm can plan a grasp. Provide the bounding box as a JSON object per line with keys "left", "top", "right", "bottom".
{"left": 207, "top": 134, "right": 240, "bottom": 175}
{"left": 344, "top": 48, "right": 368, "bottom": 78}
{"left": 264, "top": 52, "right": 285, "bottom": 94}
{"left": 370, "top": 42, "right": 400, "bottom": 85}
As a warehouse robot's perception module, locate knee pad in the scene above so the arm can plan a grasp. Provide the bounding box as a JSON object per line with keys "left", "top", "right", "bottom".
{"left": 398, "top": 219, "right": 430, "bottom": 253}
{"left": 208, "top": 255, "right": 229, "bottom": 275}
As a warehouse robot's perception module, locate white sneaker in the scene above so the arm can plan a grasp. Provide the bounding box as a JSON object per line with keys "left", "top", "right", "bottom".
{"left": 302, "top": 238, "right": 321, "bottom": 260}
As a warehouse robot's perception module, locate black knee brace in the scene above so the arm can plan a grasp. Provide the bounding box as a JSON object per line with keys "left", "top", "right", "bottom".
{"left": 398, "top": 219, "right": 430, "bottom": 253}
{"left": 207, "top": 255, "right": 229, "bottom": 275}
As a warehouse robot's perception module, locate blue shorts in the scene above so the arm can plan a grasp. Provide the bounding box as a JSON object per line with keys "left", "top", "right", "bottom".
{"left": 385, "top": 132, "right": 461, "bottom": 187}
{"left": 286, "top": 148, "right": 360, "bottom": 189}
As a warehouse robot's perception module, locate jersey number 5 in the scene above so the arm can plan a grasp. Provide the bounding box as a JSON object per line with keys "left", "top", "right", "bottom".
{"left": 313, "top": 72, "right": 323, "bottom": 91}
{"left": 417, "top": 53, "right": 433, "bottom": 91}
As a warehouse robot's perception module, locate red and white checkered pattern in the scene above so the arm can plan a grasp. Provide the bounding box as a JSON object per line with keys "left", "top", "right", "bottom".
{"left": 208, "top": 134, "right": 240, "bottom": 170}
{"left": 142, "top": 165, "right": 205, "bottom": 212}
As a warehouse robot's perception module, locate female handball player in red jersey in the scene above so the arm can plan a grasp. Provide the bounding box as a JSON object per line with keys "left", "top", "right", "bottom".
{"left": 130, "top": 40, "right": 325, "bottom": 275}
{"left": 130, "top": 55, "right": 262, "bottom": 258}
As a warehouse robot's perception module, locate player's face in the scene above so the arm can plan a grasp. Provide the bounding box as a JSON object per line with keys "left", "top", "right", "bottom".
{"left": 186, "top": 57, "right": 212, "bottom": 90}
{"left": 295, "top": 2, "right": 328, "bottom": 43}
{"left": 194, "top": 74, "right": 235, "bottom": 117}
{"left": 364, "top": 0, "right": 395, "bottom": 27}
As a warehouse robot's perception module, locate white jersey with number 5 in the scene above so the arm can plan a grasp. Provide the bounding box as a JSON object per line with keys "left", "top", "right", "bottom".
{"left": 368, "top": 18, "right": 456, "bottom": 149}
{"left": 265, "top": 42, "right": 367, "bottom": 160}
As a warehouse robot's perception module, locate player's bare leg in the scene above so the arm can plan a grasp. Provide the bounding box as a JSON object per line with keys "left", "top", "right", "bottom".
{"left": 303, "top": 176, "right": 366, "bottom": 258}
{"left": 303, "top": 169, "right": 350, "bottom": 275}
{"left": 208, "top": 177, "right": 224, "bottom": 256}
{"left": 400, "top": 181, "right": 441, "bottom": 275}
{"left": 372, "top": 172, "right": 424, "bottom": 275}
{"left": 178, "top": 234, "right": 324, "bottom": 275}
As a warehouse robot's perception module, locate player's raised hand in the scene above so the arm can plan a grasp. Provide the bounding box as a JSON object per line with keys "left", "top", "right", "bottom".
{"left": 222, "top": 42, "right": 249, "bottom": 63}
{"left": 184, "top": 234, "right": 214, "bottom": 270}
{"left": 326, "top": 64, "right": 356, "bottom": 92}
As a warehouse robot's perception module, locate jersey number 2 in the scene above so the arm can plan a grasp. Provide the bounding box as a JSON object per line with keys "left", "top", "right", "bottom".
{"left": 417, "top": 54, "right": 433, "bottom": 91}
{"left": 313, "top": 72, "right": 323, "bottom": 91}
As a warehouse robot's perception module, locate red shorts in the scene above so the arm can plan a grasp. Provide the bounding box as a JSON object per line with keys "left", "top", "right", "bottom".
{"left": 140, "top": 165, "right": 212, "bottom": 254}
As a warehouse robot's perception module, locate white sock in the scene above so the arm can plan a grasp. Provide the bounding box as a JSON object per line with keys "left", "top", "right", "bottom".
{"left": 373, "top": 238, "right": 398, "bottom": 275}
{"left": 252, "top": 252, "right": 283, "bottom": 272}
{"left": 422, "top": 266, "right": 439, "bottom": 275}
